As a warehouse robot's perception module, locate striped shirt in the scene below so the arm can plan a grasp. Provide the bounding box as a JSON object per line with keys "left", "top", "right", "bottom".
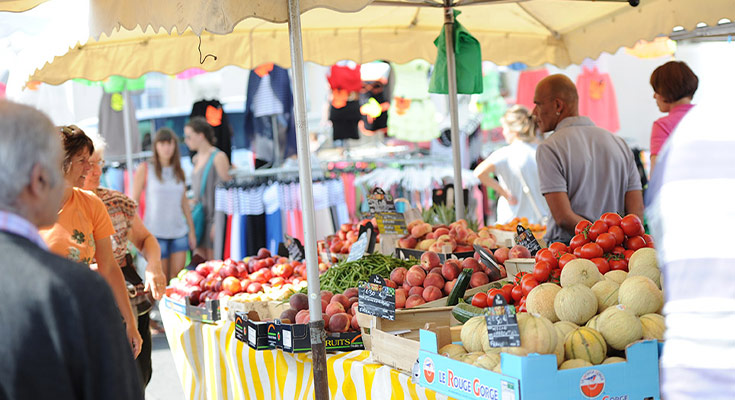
{"left": 646, "top": 102, "right": 735, "bottom": 400}
{"left": 0, "top": 210, "right": 47, "bottom": 250}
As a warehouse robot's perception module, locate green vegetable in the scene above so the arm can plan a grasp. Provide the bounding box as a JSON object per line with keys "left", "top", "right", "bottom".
{"left": 446, "top": 268, "right": 474, "bottom": 306}
{"left": 452, "top": 302, "right": 486, "bottom": 324}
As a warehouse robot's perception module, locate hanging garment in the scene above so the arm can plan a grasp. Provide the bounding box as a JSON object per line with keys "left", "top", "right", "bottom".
{"left": 263, "top": 183, "right": 283, "bottom": 255}
{"left": 330, "top": 100, "right": 361, "bottom": 141}
{"left": 428, "top": 10, "right": 483, "bottom": 95}
{"left": 388, "top": 60, "right": 439, "bottom": 142}
{"left": 359, "top": 82, "right": 390, "bottom": 134}
{"left": 98, "top": 92, "right": 141, "bottom": 160}
{"left": 250, "top": 114, "right": 289, "bottom": 165}
{"left": 328, "top": 64, "right": 363, "bottom": 93}
{"left": 477, "top": 68, "right": 507, "bottom": 130}
{"left": 245, "top": 186, "right": 266, "bottom": 257}
{"left": 244, "top": 65, "right": 297, "bottom": 162}
{"left": 515, "top": 68, "right": 549, "bottom": 110}
{"left": 576, "top": 66, "right": 620, "bottom": 133}
{"left": 190, "top": 99, "right": 234, "bottom": 161}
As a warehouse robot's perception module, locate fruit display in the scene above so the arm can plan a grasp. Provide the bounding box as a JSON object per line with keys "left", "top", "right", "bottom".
{"left": 168, "top": 248, "right": 308, "bottom": 306}
{"left": 277, "top": 291, "right": 361, "bottom": 334}
{"left": 308, "top": 253, "right": 415, "bottom": 296}
{"left": 399, "top": 219, "right": 496, "bottom": 253}
{"left": 324, "top": 219, "right": 380, "bottom": 261}
{"left": 491, "top": 217, "right": 545, "bottom": 236}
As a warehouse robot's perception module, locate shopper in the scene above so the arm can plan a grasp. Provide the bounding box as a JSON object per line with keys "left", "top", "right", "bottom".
{"left": 0, "top": 100, "right": 142, "bottom": 399}
{"left": 533, "top": 74, "right": 643, "bottom": 244}
{"left": 39, "top": 124, "right": 143, "bottom": 358}
{"left": 473, "top": 105, "right": 549, "bottom": 225}
{"left": 184, "top": 117, "right": 232, "bottom": 261}
{"left": 646, "top": 101, "right": 735, "bottom": 400}
{"left": 84, "top": 132, "right": 166, "bottom": 388}
{"left": 648, "top": 60, "right": 698, "bottom": 174}
{"left": 133, "top": 127, "right": 196, "bottom": 282}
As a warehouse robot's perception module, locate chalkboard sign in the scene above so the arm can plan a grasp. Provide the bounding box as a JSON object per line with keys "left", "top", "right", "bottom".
{"left": 484, "top": 294, "right": 521, "bottom": 348}
{"left": 368, "top": 187, "right": 407, "bottom": 236}
{"left": 473, "top": 244, "right": 501, "bottom": 279}
{"left": 358, "top": 274, "right": 396, "bottom": 321}
{"left": 347, "top": 222, "right": 376, "bottom": 262}
{"left": 514, "top": 225, "right": 542, "bottom": 256}
{"left": 284, "top": 234, "right": 305, "bottom": 261}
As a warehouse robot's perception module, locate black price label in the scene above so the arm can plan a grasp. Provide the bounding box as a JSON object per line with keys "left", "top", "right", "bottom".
{"left": 347, "top": 222, "right": 376, "bottom": 262}
{"left": 514, "top": 225, "right": 542, "bottom": 256}
{"left": 284, "top": 234, "right": 305, "bottom": 261}
{"left": 485, "top": 294, "right": 521, "bottom": 348}
{"left": 358, "top": 274, "right": 396, "bottom": 321}
{"left": 473, "top": 244, "right": 502, "bottom": 281}
{"left": 368, "top": 188, "right": 407, "bottom": 235}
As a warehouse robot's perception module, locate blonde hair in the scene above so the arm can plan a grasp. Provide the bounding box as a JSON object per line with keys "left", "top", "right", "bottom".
{"left": 501, "top": 105, "right": 536, "bottom": 143}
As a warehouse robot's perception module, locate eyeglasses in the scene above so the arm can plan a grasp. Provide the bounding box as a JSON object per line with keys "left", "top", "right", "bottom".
{"left": 90, "top": 160, "right": 105, "bottom": 168}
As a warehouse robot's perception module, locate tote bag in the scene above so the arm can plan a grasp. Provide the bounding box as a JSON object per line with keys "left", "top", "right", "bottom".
{"left": 192, "top": 150, "right": 218, "bottom": 244}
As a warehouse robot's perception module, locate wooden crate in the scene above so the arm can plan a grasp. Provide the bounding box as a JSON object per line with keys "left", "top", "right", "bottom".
{"left": 504, "top": 258, "right": 535, "bottom": 277}
{"left": 223, "top": 299, "right": 288, "bottom": 322}
{"left": 416, "top": 279, "right": 506, "bottom": 308}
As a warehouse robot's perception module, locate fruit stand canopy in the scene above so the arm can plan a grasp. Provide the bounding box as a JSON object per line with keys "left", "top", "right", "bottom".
{"left": 0, "top": 0, "right": 47, "bottom": 12}
{"left": 29, "top": 0, "right": 735, "bottom": 86}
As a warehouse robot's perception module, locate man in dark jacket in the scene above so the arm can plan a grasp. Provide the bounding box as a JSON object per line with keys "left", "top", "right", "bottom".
{"left": 0, "top": 100, "right": 143, "bottom": 400}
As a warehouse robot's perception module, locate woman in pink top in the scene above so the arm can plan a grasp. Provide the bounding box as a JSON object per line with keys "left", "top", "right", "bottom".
{"left": 649, "top": 61, "right": 699, "bottom": 173}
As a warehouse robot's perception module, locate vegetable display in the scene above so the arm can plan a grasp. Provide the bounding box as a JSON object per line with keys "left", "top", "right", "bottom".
{"left": 308, "top": 253, "right": 416, "bottom": 295}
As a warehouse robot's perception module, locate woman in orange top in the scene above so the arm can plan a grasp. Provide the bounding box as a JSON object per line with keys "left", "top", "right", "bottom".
{"left": 40, "top": 125, "right": 142, "bottom": 358}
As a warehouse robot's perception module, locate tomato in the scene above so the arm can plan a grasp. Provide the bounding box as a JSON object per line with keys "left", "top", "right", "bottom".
{"left": 608, "top": 225, "right": 625, "bottom": 245}
{"left": 536, "top": 249, "right": 559, "bottom": 269}
{"left": 575, "top": 220, "right": 592, "bottom": 235}
{"left": 532, "top": 261, "right": 552, "bottom": 282}
{"left": 501, "top": 284, "right": 514, "bottom": 303}
{"left": 624, "top": 249, "right": 635, "bottom": 262}
{"left": 621, "top": 214, "right": 644, "bottom": 237}
{"left": 569, "top": 233, "right": 590, "bottom": 250}
{"left": 514, "top": 271, "right": 530, "bottom": 285}
{"left": 471, "top": 292, "right": 489, "bottom": 308}
{"left": 487, "top": 289, "right": 511, "bottom": 307}
{"left": 595, "top": 232, "right": 616, "bottom": 252}
{"left": 609, "top": 258, "right": 628, "bottom": 271}
{"left": 558, "top": 253, "right": 577, "bottom": 270}
{"left": 580, "top": 242, "right": 604, "bottom": 259}
{"left": 611, "top": 246, "right": 626, "bottom": 257}
{"left": 643, "top": 234, "right": 654, "bottom": 244}
{"left": 549, "top": 268, "right": 561, "bottom": 284}
{"left": 548, "top": 242, "right": 569, "bottom": 257}
{"left": 625, "top": 236, "right": 647, "bottom": 251}
{"left": 521, "top": 277, "right": 539, "bottom": 296}
{"left": 600, "top": 212, "right": 622, "bottom": 227}
{"left": 573, "top": 246, "right": 584, "bottom": 258}
{"left": 511, "top": 284, "right": 524, "bottom": 303}
{"left": 590, "top": 257, "right": 610, "bottom": 274}
{"left": 587, "top": 220, "right": 609, "bottom": 241}
{"left": 517, "top": 303, "right": 527, "bottom": 313}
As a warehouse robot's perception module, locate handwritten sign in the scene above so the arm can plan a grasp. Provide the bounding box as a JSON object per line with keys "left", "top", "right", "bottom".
{"left": 347, "top": 222, "right": 376, "bottom": 262}
{"left": 358, "top": 274, "right": 396, "bottom": 320}
{"left": 284, "top": 234, "right": 305, "bottom": 261}
{"left": 368, "top": 187, "right": 407, "bottom": 236}
{"left": 485, "top": 294, "right": 521, "bottom": 348}
{"left": 514, "top": 225, "right": 542, "bottom": 256}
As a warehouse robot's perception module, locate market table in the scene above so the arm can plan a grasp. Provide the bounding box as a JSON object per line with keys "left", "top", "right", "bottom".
{"left": 160, "top": 303, "right": 449, "bottom": 400}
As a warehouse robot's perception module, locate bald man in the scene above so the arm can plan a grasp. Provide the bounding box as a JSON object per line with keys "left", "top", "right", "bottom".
{"left": 532, "top": 74, "right": 644, "bottom": 244}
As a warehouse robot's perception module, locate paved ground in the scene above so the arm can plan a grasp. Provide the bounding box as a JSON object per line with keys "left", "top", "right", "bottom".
{"left": 146, "top": 332, "right": 186, "bottom": 400}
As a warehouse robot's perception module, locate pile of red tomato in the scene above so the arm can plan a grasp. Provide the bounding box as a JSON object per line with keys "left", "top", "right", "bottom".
{"left": 470, "top": 213, "right": 651, "bottom": 313}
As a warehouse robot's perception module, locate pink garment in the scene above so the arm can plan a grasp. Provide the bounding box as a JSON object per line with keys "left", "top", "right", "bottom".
{"left": 515, "top": 68, "right": 549, "bottom": 109}
{"left": 342, "top": 173, "right": 357, "bottom": 221}
{"left": 576, "top": 67, "right": 620, "bottom": 133}
{"left": 650, "top": 104, "right": 695, "bottom": 155}
{"left": 224, "top": 215, "right": 232, "bottom": 260}
{"left": 473, "top": 186, "right": 484, "bottom": 228}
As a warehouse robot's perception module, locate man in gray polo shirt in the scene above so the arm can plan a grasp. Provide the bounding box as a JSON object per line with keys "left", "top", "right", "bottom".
{"left": 533, "top": 74, "right": 643, "bottom": 244}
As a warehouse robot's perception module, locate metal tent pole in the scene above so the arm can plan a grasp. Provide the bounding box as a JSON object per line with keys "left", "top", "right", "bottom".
{"left": 443, "top": 4, "right": 465, "bottom": 221}
{"left": 122, "top": 90, "right": 135, "bottom": 196}
{"left": 286, "top": 0, "right": 329, "bottom": 398}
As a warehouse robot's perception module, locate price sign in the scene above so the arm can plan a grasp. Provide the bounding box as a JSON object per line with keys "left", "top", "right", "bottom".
{"left": 283, "top": 234, "right": 305, "bottom": 262}
{"left": 514, "top": 225, "right": 542, "bottom": 256}
{"left": 485, "top": 294, "right": 521, "bottom": 348}
{"left": 473, "top": 244, "right": 502, "bottom": 282}
{"left": 358, "top": 274, "right": 396, "bottom": 320}
{"left": 368, "top": 187, "right": 407, "bottom": 236}
{"left": 347, "top": 222, "right": 376, "bottom": 262}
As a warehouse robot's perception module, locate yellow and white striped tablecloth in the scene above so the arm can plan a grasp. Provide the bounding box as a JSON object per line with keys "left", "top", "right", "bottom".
{"left": 160, "top": 305, "right": 449, "bottom": 400}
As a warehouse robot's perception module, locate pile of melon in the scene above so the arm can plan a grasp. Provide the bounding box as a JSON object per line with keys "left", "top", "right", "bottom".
{"left": 442, "top": 248, "right": 665, "bottom": 372}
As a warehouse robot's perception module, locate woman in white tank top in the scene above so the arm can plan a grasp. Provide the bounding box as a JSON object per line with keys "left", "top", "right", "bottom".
{"left": 133, "top": 128, "right": 196, "bottom": 282}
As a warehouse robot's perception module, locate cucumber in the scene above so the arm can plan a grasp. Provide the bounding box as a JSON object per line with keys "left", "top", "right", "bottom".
{"left": 452, "top": 302, "right": 486, "bottom": 324}
{"left": 446, "top": 268, "right": 474, "bottom": 306}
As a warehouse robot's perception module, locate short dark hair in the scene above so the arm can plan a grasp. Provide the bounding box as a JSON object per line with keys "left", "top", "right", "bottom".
{"left": 650, "top": 61, "right": 698, "bottom": 103}
{"left": 59, "top": 125, "right": 94, "bottom": 173}
{"left": 186, "top": 116, "right": 216, "bottom": 145}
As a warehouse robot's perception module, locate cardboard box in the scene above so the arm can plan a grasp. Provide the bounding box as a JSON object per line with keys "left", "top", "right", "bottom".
{"left": 488, "top": 229, "right": 517, "bottom": 248}
{"left": 418, "top": 329, "right": 661, "bottom": 400}
{"left": 162, "top": 295, "right": 221, "bottom": 323}
{"left": 503, "top": 258, "right": 536, "bottom": 277}
{"left": 279, "top": 322, "right": 364, "bottom": 353}
{"left": 231, "top": 302, "right": 289, "bottom": 350}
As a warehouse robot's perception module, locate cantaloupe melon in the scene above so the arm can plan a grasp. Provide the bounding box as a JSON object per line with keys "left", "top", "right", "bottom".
{"left": 585, "top": 314, "right": 599, "bottom": 330}
{"left": 458, "top": 352, "right": 485, "bottom": 364}
{"left": 554, "top": 336, "right": 565, "bottom": 366}
{"left": 461, "top": 316, "right": 489, "bottom": 353}
{"left": 604, "top": 270, "right": 628, "bottom": 285}
{"left": 639, "top": 313, "right": 666, "bottom": 340}
{"left": 559, "top": 359, "right": 593, "bottom": 370}
{"left": 564, "top": 327, "right": 607, "bottom": 365}
{"left": 596, "top": 305, "right": 643, "bottom": 351}
{"left": 526, "top": 283, "right": 562, "bottom": 322}
{"left": 618, "top": 276, "right": 663, "bottom": 316}
{"left": 591, "top": 280, "right": 620, "bottom": 313}
{"left": 602, "top": 356, "right": 626, "bottom": 364}
{"left": 560, "top": 259, "right": 603, "bottom": 288}
{"left": 628, "top": 248, "right": 658, "bottom": 270}
{"left": 439, "top": 343, "right": 467, "bottom": 359}
{"left": 496, "top": 313, "right": 557, "bottom": 355}
{"left": 628, "top": 265, "right": 661, "bottom": 289}
{"left": 554, "top": 320, "right": 579, "bottom": 341}
{"left": 554, "top": 284, "right": 598, "bottom": 325}
{"left": 473, "top": 353, "right": 501, "bottom": 370}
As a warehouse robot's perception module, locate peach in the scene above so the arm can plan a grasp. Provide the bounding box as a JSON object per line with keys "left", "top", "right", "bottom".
{"left": 424, "top": 273, "right": 445, "bottom": 289}
{"left": 430, "top": 266, "right": 443, "bottom": 276}
{"left": 444, "top": 279, "right": 457, "bottom": 296}
{"left": 416, "top": 239, "right": 436, "bottom": 251}
{"left": 350, "top": 314, "right": 360, "bottom": 331}
{"left": 397, "top": 235, "right": 418, "bottom": 249}
{"left": 280, "top": 309, "right": 298, "bottom": 324}
{"left": 325, "top": 302, "right": 345, "bottom": 317}
{"left": 494, "top": 247, "right": 510, "bottom": 264}
{"left": 323, "top": 312, "right": 330, "bottom": 328}
{"left": 475, "top": 237, "right": 496, "bottom": 249}
{"left": 295, "top": 309, "right": 310, "bottom": 325}
{"left": 320, "top": 290, "right": 333, "bottom": 304}
{"left": 410, "top": 223, "right": 432, "bottom": 239}
{"left": 425, "top": 231, "right": 436, "bottom": 240}
{"left": 405, "top": 294, "right": 426, "bottom": 308}
{"left": 329, "top": 313, "right": 351, "bottom": 333}
{"left": 407, "top": 219, "right": 423, "bottom": 232}
{"left": 395, "top": 289, "right": 407, "bottom": 308}
{"left": 509, "top": 244, "right": 532, "bottom": 259}
{"left": 405, "top": 267, "right": 426, "bottom": 287}
{"left": 461, "top": 258, "right": 483, "bottom": 274}
{"left": 409, "top": 286, "right": 424, "bottom": 297}
{"left": 331, "top": 294, "right": 351, "bottom": 309}
{"left": 422, "top": 286, "right": 443, "bottom": 302}
{"left": 451, "top": 219, "right": 468, "bottom": 229}
{"left": 384, "top": 279, "right": 397, "bottom": 289}
{"left": 420, "top": 251, "right": 441, "bottom": 271}
{"left": 390, "top": 267, "right": 408, "bottom": 285}
{"left": 441, "top": 262, "right": 460, "bottom": 281}
{"left": 469, "top": 271, "right": 490, "bottom": 288}
{"left": 348, "top": 296, "right": 359, "bottom": 308}
{"left": 350, "top": 301, "right": 359, "bottom": 316}
{"left": 402, "top": 282, "right": 411, "bottom": 291}
{"left": 433, "top": 227, "right": 449, "bottom": 237}
{"left": 321, "top": 298, "right": 328, "bottom": 313}
{"left": 289, "top": 293, "right": 309, "bottom": 311}
{"left": 343, "top": 288, "right": 359, "bottom": 299}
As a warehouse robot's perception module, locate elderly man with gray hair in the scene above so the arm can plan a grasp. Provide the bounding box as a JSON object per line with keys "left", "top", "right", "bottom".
{"left": 0, "top": 100, "right": 143, "bottom": 400}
